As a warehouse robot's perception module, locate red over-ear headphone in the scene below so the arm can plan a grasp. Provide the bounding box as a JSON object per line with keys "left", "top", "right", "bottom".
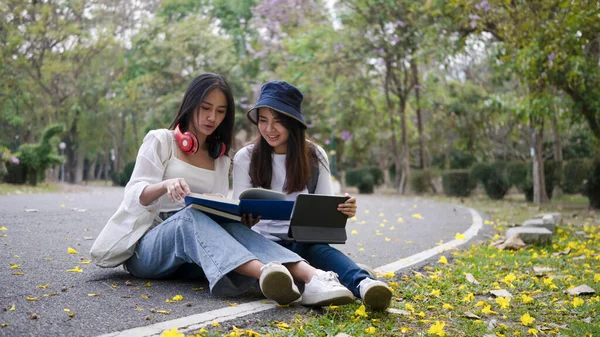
{"left": 174, "top": 124, "right": 198, "bottom": 155}
{"left": 174, "top": 124, "right": 226, "bottom": 159}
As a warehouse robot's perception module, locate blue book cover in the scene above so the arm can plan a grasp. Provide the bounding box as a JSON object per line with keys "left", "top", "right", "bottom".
{"left": 184, "top": 190, "right": 294, "bottom": 222}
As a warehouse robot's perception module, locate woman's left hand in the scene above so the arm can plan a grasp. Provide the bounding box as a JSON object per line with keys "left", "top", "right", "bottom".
{"left": 337, "top": 193, "right": 357, "bottom": 218}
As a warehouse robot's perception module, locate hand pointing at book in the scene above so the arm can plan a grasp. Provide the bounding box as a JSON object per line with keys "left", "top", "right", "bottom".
{"left": 163, "top": 178, "right": 191, "bottom": 202}
{"left": 337, "top": 193, "right": 357, "bottom": 218}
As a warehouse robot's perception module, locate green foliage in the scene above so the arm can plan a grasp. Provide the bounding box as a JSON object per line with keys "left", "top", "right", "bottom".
{"left": 585, "top": 158, "right": 600, "bottom": 209}
{"left": 563, "top": 159, "right": 594, "bottom": 195}
{"left": 506, "top": 161, "right": 528, "bottom": 192}
{"left": 431, "top": 150, "right": 478, "bottom": 170}
{"left": 442, "top": 169, "right": 476, "bottom": 197}
{"left": 471, "top": 162, "right": 511, "bottom": 200}
{"left": 409, "top": 169, "right": 436, "bottom": 194}
{"left": 10, "top": 124, "right": 65, "bottom": 186}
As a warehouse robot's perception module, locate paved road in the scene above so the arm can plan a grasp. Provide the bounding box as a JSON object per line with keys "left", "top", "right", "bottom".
{"left": 0, "top": 186, "right": 480, "bottom": 337}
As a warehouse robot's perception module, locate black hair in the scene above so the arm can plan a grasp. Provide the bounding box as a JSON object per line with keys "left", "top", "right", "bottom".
{"left": 168, "top": 73, "right": 234, "bottom": 155}
{"left": 249, "top": 108, "right": 327, "bottom": 193}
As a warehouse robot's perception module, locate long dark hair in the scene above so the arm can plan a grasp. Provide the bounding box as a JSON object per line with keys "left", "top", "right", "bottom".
{"left": 168, "top": 73, "right": 235, "bottom": 156}
{"left": 249, "top": 109, "right": 327, "bottom": 193}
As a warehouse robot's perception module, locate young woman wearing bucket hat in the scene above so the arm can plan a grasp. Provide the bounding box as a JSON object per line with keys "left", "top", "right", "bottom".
{"left": 232, "top": 81, "right": 393, "bottom": 310}
{"left": 91, "top": 74, "right": 344, "bottom": 306}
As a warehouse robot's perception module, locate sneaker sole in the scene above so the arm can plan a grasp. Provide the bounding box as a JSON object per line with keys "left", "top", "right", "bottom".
{"left": 363, "top": 285, "right": 392, "bottom": 311}
{"left": 260, "top": 269, "right": 301, "bottom": 305}
{"left": 301, "top": 289, "right": 355, "bottom": 307}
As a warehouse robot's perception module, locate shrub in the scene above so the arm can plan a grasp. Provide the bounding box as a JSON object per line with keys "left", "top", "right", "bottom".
{"left": 442, "top": 169, "right": 476, "bottom": 197}
{"left": 9, "top": 124, "right": 64, "bottom": 185}
{"left": 113, "top": 161, "right": 136, "bottom": 187}
{"left": 563, "top": 159, "right": 594, "bottom": 194}
{"left": 470, "top": 162, "right": 510, "bottom": 200}
{"left": 356, "top": 173, "right": 375, "bottom": 194}
{"left": 585, "top": 158, "right": 600, "bottom": 209}
{"left": 410, "top": 169, "right": 436, "bottom": 194}
{"left": 346, "top": 167, "right": 383, "bottom": 187}
{"left": 506, "top": 161, "right": 528, "bottom": 191}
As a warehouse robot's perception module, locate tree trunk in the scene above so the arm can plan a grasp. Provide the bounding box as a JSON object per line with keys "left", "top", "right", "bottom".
{"left": 399, "top": 98, "right": 409, "bottom": 194}
{"left": 411, "top": 59, "right": 426, "bottom": 169}
{"left": 551, "top": 111, "right": 563, "bottom": 198}
{"left": 383, "top": 63, "right": 401, "bottom": 192}
{"left": 531, "top": 117, "right": 548, "bottom": 204}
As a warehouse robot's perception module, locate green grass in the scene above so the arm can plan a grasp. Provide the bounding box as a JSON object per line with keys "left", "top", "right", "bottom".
{"left": 167, "top": 194, "right": 599, "bottom": 337}
{"left": 0, "top": 182, "right": 60, "bottom": 195}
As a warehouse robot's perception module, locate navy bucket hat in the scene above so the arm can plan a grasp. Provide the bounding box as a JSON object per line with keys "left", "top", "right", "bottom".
{"left": 247, "top": 81, "right": 307, "bottom": 128}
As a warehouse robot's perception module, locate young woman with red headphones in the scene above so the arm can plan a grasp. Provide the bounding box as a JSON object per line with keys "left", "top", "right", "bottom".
{"left": 94, "top": 73, "right": 349, "bottom": 306}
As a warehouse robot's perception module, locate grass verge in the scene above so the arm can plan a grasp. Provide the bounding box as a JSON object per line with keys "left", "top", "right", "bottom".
{"left": 0, "top": 182, "right": 60, "bottom": 195}
{"left": 163, "top": 195, "right": 599, "bottom": 337}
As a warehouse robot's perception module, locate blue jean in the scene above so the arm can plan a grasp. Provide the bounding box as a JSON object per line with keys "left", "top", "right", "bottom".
{"left": 278, "top": 242, "right": 371, "bottom": 298}
{"left": 125, "top": 208, "right": 304, "bottom": 297}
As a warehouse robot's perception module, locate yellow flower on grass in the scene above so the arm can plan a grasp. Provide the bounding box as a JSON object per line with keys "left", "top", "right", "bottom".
{"left": 496, "top": 297, "right": 511, "bottom": 309}
{"left": 520, "top": 313, "right": 535, "bottom": 326}
{"left": 475, "top": 300, "right": 486, "bottom": 307}
{"left": 481, "top": 305, "right": 498, "bottom": 315}
{"left": 211, "top": 321, "right": 220, "bottom": 327}
{"left": 161, "top": 328, "right": 184, "bottom": 337}
{"left": 594, "top": 274, "right": 600, "bottom": 283}
{"left": 365, "top": 327, "right": 377, "bottom": 334}
{"left": 503, "top": 273, "right": 516, "bottom": 285}
{"left": 276, "top": 322, "right": 291, "bottom": 330}
{"left": 455, "top": 233, "right": 465, "bottom": 240}
{"left": 438, "top": 256, "right": 448, "bottom": 265}
{"left": 405, "top": 303, "right": 415, "bottom": 312}
{"left": 380, "top": 271, "right": 395, "bottom": 279}
{"left": 442, "top": 303, "right": 454, "bottom": 309}
{"left": 427, "top": 321, "right": 446, "bottom": 336}
{"left": 400, "top": 327, "right": 412, "bottom": 333}
{"left": 522, "top": 294, "right": 534, "bottom": 304}
{"left": 573, "top": 297, "right": 585, "bottom": 308}
{"left": 528, "top": 328, "right": 538, "bottom": 336}
{"left": 355, "top": 305, "right": 368, "bottom": 318}
{"left": 67, "top": 247, "right": 79, "bottom": 254}
{"left": 462, "top": 293, "right": 474, "bottom": 302}
{"left": 430, "top": 289, "right": 441, "bottom": 297}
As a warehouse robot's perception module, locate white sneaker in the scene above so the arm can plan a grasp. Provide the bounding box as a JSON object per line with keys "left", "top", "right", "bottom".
{"left": 358, "top": 278, "right": 392, "bottom": 310}
{"left": 301, "top": 270, "right": 355, "bottom": 307}
{"left": 259, "top": 262, "right": 301, "bottom": 305}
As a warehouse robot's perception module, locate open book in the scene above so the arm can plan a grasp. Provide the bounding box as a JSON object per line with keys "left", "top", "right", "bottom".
{"left": 184, "top": 188, "right": 294, "bottom": 223}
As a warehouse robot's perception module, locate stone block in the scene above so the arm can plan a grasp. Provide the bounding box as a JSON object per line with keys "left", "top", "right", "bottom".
{"left": 533, "top": 212, "right": 562, "bottom": 225}
{"left": 505, "top": 227, "right": 553, "bottom": 245}
{"left": 523, "top": 215, "right": 556, "bottom": 233}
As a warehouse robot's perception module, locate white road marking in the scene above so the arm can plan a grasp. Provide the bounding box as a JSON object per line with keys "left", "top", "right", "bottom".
{"left": 96, "top": 301, "right": 277, "bottom": 337}
{"left": 374, "top": 207, "right": 484, "bottom": 274}
{"left": 97, "top": 207, "right": 484, "bottom": 337}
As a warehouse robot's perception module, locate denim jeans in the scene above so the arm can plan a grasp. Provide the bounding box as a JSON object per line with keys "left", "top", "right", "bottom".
{"left": 278, "top": 242, "right": 371, "bottom": 298}
{"left": 125, "top": 208, "right": 304, "bottom": 297}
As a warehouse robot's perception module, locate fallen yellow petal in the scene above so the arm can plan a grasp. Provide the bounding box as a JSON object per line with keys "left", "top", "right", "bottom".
{"left": 78, "top": 260, "right": 91, "bottom": 264}
{"left": 8, "top": 304, "right": 15, "bottom": 311}
{"left": 67, "top": 247, "right": 79, "bottom": 254}
{"left": 0, "top": 226, "right": 6, "bottom": 231}
{"left": 36, "top": 283, "right": 50, "bottom": 289}
{"left": 88, "top": 294, "right": 100, "bottom": 297}
{"left": 66, "top": 266, "right": 83, "bottom": 273}
{"left": 455, "top": 233, "right": 465, "bottom": 240}
{"left": 412, "top": 213, "right": 423, "bottom": 219}
{"left": 26, "top": 296, "right": 38, "bottom": 301}
{"left": 10, "top": 264, "right": 20, "bottom": 269}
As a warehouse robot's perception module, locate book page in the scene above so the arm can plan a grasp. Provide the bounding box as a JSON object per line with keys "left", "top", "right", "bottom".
{"left": 187, "top": 192, "right": 238, "bottom": 205}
